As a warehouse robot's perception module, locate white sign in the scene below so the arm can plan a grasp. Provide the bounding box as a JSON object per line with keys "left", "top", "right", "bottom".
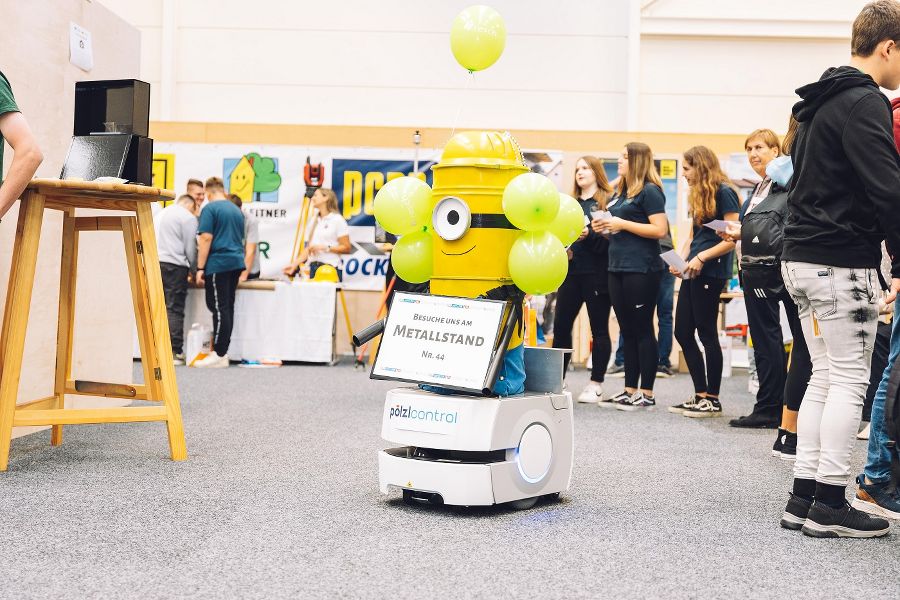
{"left": 373, "top": 293, "right": 506, "bottom": 392}
{"left": 69, "top": 23, "right": 94, "bottom": 72}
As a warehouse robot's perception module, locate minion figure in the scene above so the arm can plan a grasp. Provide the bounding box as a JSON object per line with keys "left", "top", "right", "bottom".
{"left": 427, "top": 131, "right": 529, "bottom": 396}
{"left": 368, "top": 130, "right": 570, "bottom": 397}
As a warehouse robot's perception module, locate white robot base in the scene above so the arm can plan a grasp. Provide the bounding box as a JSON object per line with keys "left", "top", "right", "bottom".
{"left": 378, "top": 387, "right": 574, "bottom": 508}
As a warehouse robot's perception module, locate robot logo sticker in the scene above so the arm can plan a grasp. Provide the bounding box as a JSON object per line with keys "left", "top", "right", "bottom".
{"left": 388, "top": 402, "right": 460, "bottom": 435}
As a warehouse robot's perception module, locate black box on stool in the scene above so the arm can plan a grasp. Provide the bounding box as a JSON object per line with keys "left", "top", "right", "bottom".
{"left": 74, "top": 79, "right": 150, "bottom": 137}
{"left": 61, "top": 79, "right": 154, "bottom": 185}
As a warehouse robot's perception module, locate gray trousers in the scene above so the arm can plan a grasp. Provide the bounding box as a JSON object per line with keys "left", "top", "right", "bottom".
{"left": 782, "top": 261, "right": 879, "bottom": 487}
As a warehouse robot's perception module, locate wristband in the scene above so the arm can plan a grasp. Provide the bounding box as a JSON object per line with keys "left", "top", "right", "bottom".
{"left": 197, "top": 267, "right": 205, "bottom": 271}
{"left": 697, "top": 255, "right": 705, "bottom": 264}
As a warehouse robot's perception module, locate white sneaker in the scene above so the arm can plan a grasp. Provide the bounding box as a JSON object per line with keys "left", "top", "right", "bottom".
{"left": 857, "top": 423, "right": 871, "bottom": 440}
{"left": 173, "top": 353, "right": 185, "bottom": 366}
{"left": 193, "top": 352, "right": 229, "bottom": 368}
{"left": 577, "top": 381, "right": 603, "bottom": 403}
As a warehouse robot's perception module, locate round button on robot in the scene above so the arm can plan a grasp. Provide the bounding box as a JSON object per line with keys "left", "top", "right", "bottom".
{"left": 516, "top": 423, "right": 553, "bottom": 484}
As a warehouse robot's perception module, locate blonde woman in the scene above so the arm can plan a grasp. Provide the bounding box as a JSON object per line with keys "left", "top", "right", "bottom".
{"left": 669, "top": 146, "right": 740, "bottom": 417}
{"left": 283, "top": 188, "right": 352, "bottom": 279}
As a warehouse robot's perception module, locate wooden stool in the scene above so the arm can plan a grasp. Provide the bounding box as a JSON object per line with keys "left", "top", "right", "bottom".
{"left": 0, "top": 179, "right": 187, "bottom": 471}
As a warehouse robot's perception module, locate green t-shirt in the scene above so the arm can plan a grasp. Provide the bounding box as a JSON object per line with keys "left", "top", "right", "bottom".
{"left": 0, "top": 70, "right": 21, "bottom": 181}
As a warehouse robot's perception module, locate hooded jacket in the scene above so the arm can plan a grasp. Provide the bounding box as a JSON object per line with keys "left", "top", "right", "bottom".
{"left": 783, "top": 66, "right": 900, "bottom": 277}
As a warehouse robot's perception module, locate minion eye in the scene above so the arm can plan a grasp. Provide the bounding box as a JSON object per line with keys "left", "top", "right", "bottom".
{"left": 433, "top": 197, "right": 471, "bottom": 241}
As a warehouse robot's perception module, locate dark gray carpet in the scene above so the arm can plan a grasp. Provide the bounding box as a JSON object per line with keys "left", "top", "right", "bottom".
{"left": 1, "top": 361, "right": 898, "bottom": 599}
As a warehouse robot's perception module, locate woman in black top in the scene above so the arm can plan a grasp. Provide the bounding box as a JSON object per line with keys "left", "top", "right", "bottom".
{"left": 670, "top": 146, "right": 740, "bottom": 418}
{"left": 553, "top": 156, "right": 613, "bottom": 403}
{"left": 592, "top": 143, "right": 669, "bottom": 410}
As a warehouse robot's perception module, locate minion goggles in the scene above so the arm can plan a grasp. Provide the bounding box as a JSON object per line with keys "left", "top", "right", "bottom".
{"left": 433, "top": 196, "right": 517, "bottom": 241}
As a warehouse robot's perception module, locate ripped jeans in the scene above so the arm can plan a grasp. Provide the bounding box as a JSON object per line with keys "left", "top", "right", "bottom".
{"left": 781, "top": 261, "right": 879, "bottom": 487}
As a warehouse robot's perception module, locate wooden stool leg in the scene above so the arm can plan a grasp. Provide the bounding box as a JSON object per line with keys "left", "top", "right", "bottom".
{"left": 135, "top": 204, "right": 187, "bottom": 461}
{"left": 51, "top": 209, "right": 78, "bottom": 446}
{"left": 122, "top": 217, "right": 163, "bottom": 401}
{"left": 0, "top": 193, "right": 46, "bottom": 471}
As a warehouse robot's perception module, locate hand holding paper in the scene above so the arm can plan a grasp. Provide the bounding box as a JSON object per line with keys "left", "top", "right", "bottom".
{"left": 660, "top": 250, "right": 692, "bottom": 279}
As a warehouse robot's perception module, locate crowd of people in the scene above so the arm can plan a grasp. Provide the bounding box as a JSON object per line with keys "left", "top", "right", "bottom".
{"left": 154, "top": 178, "right": 351, "bottom": 368}
{"left": 548, "top": 1, "right": 900, "bottom": 538}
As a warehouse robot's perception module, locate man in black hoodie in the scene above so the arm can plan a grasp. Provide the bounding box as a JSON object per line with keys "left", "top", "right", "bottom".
{"left": 779, "top": 0, "right": 900, "bottom": 539}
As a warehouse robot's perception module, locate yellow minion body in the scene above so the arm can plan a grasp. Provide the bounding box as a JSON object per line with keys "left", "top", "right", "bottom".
{"left": 429, "top": 131, "right": 528, "bottom": 348}
{"left": 430, "top": 131, "right": 527, "bottom": 299}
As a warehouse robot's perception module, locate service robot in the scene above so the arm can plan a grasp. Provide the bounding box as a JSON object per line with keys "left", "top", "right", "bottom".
{"left": 356, "top": 131, "right": 574, "bottom": 509}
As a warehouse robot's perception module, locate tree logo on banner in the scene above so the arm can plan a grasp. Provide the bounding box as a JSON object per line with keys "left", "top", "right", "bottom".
{"left": 224, "top": 152, "right": 282, "bottom": 203}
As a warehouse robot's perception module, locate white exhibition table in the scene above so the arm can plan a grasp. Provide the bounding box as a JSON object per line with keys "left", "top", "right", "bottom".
{"left": 134, "top": 280, "right": 338, "bottom": 363}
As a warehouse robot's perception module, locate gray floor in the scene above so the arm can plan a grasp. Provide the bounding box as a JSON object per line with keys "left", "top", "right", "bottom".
{"left": 2, "top": 360, "right": 898, "bottom": 599}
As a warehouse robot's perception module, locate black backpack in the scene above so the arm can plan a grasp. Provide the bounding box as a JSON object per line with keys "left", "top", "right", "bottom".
{"left": 740, "top": 187, "right": 788, "bottom": 298}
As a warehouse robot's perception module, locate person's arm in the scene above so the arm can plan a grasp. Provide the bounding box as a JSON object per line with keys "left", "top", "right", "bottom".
{"left": 331, "top": 234, "right": 352, "bottom": 254}
{"left": 0, "top": 112, "right": 43, "bottom": 219}
{"left": 604, "top": 213, "right": 668, "bottom": 239}
{"left": 843, "top": 93, "right": 900, "bottom": 292}
{"left": 196, "top": 233, "right": 212, "bottom": 285}
{"left": 183, "top": 216, "right": 198, "bottom": 272}
{"left": 684, "top": 211, "right": 738, "bottom": 278}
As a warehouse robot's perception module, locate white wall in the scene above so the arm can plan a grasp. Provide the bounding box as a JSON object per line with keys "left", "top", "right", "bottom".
{"left": 101, "top": 0, "right": 632, "bottom": 131}
{"left": 639, "top": 0, "right": 872, "bottom": 134}
{"left": 100, "top": 0, "right": 877, "bottom": 135}
{"left": 1, "top": 0, "right": 142, "bottom": 438}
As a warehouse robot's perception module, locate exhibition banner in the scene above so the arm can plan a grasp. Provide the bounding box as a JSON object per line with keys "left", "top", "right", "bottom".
{"left": 152, "top": 142, "right": 441, "bottom": 290}
{"left": 372, "top": 292, "right": 506, "bottom": 392}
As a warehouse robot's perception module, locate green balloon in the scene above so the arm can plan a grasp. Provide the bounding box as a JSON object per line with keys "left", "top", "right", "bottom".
{"left": 547, "top": 193, "right": 587, "bottom": 246}
{"left": 502, "top": 173, "right": 560, "bottom": 231}
{"left": 508, "top": 231, "right": 568, "bottom": 295}
{"left": 391, "top": 230, "right": 433, "bottom": 284}
{"left": 373, "top": 176, "right": 433, "bottom": 236}
{"left": 450, "top": 5, "right": 506, "bottom": 72}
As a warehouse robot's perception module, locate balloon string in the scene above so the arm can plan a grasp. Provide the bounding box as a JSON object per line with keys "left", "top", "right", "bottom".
{"left": 448, "top": 70, "right": 476, "bottom": 144}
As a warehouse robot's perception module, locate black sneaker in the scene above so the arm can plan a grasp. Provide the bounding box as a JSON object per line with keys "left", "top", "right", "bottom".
{"left": 615, "top": 392, "right": 655, "bottom": 411}
{"left": 656, "top": 365, "right": 674, "bottom": 378}
{"left": 772, "top": 428, "right": 785, "bottom": 457}
{"left": 780, "top": 493, "right": 812, "bottom": 530}
{"left": 779, "top": 431, "right": 797, "bottom": 461}
{"left": 729, "top": 413, "right": 780, "bottom": 428}
{"left": 683, "top": 397, "right": 722, "bottom": 418}
{"left": 668, "top": 394, "right": 701, "bottom": 415}
{"left": 801, "top": 501, "right": 891, "bottom": 538}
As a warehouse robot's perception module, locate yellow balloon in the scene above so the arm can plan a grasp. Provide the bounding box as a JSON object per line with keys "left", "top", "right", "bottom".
{"left": 450, "top": 6, "right": 507, "bottom": 72}
{"left": 547, "top": 193, "right": 587, "bottom": 246}
{"left": 508, "top": 231, "right": 568, "bottom": 295}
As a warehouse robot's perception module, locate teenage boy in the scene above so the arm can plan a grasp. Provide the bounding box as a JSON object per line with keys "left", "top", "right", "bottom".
{"left": 187, "top": 178, "right": 206, "bottom": 213}
{"left": 779, "top": 0, "right": 900, "bottom": 538}
{"left": 156, "top": 194, "right": 199, "bottom": 365}
{"left": 194, "top": 177, "right": 245, "bottom": 368}
{"left": 0, "top": 70, "right": 43, "bottom": 220}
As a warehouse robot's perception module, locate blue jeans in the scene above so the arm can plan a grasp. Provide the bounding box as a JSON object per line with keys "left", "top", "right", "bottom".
{"left": 615, "top": 270, "right": 674, "bottom": 367}
{"left": 864, "top": 300, "right": 900, "bottom": 484}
